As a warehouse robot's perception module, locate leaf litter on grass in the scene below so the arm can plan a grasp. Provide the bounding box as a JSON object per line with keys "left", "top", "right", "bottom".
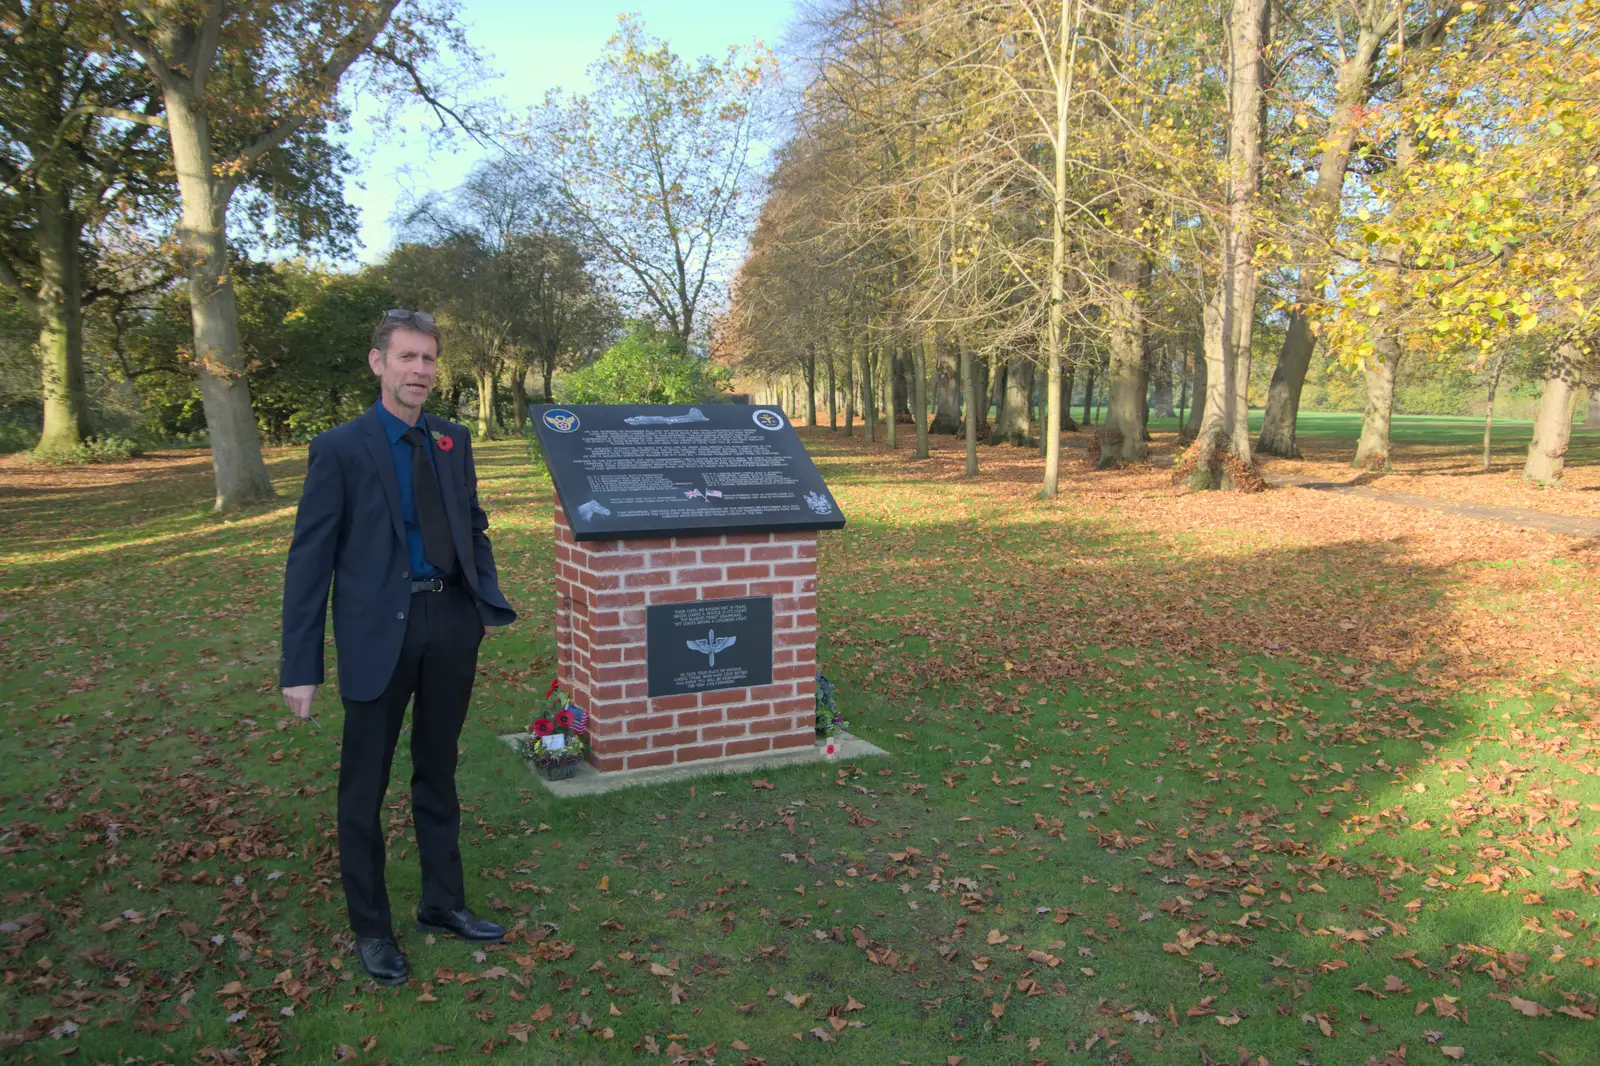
{"left": 0, "top": 435, "right": 1596, "bottom": 1064}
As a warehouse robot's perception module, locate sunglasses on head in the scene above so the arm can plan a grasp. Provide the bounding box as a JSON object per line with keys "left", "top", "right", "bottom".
{"left": 382, "top": 308, "right": 436, "bottom": 328}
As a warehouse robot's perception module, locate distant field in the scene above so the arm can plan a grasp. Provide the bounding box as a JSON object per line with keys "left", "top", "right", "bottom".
{"left": 1137, "top": 409, "right": 1600, "bottom": 467}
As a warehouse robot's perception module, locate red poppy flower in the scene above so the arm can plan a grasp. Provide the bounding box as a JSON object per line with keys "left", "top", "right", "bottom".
{"left": 555, "top": 708, "right": 574, "bottom": 729}
{"left": 436, "top": 434, "right": 454, "bottom": 452}
{"left": 544, "top": 678, "right": 560, "bottom": 698}
{"left": 532, "top": 718, "right": 555, "bottom": 737}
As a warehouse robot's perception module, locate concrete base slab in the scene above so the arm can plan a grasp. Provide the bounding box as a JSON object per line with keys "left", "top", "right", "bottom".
{"left": 499, "top": 731, "right": 888, "bottom": 798}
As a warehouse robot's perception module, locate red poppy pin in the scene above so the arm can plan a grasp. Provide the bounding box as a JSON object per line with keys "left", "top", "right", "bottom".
{"left": 430, "top": 429, "right": 454, "bottom": 452}
{"left": 532, "top": 718, "right": 555, "bottom": 737}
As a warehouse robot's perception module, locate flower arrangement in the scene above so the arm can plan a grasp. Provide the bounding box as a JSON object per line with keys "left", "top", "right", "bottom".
{"left": 517, "top": 678, "right": 589, "bottom": 780}
{"left": 815, "top": 671, "right": 843, "bottom": 746}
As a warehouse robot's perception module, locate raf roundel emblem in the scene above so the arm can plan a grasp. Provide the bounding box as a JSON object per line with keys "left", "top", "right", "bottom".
{"left": 752, "top": 409, "right": 785, "bottom": 431}
{"left": 543, "top": 408, "right": 580, "bottom": 433}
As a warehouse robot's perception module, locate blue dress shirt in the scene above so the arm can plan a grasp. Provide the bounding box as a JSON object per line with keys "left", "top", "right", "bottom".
{"left": 374, "top": 403, "right": 445, "bottom": 579}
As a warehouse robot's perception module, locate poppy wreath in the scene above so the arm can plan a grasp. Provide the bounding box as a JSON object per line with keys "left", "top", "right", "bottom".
{"left": 519, "top": 678, "right": 589, "bottom": 771}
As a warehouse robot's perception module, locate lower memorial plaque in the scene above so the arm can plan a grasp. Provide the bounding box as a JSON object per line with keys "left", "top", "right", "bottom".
{"left": 647, "top": 596, "right": 773, "bottom": 698}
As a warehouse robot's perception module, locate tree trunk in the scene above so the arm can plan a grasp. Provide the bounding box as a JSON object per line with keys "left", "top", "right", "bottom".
{"left": 1099, "top": 243, "right": 1150, "bottom": 467}
{"left": 1187, "top": 0, "right": 1267, "bottom": 490}
{"left": 512, "top": 372, "right": 527, "bottom": 435}
{"left": 1482, "top": 353, "right": 1504, "bottom": 471}
{"left": 1176, "top": 352, "right": 1190, "bottom": 433}
{"left": 994, "top": 357, "right": 1035, "bottom": 447}
{"left": 882, "top": 343, "right": 896, "bottom": 449}
{"left": 476, "top": 368, "right": 498, "bottom": 439}
{"left": 1257, "top": 27, "right": 1386, "bottom": 458}
{"left": 1039, "top": 347, "right": 1051, "bottom": 456}
{"left": 913, "top": 336, "right": 930, "bottom": 458}
{"left": 973, "top": 352, "right": 989, "bottom": 429}
{"left": 1140, "top": 362, "right": 1151, "bottom": 440}
{"left": 1184, "top": 347, "right": 1203, "bottom": 441}
{"left": 1080, "top": 364, "right": 1095, "bottom": 427}
{"left": 1256, "top": 312, "right": 1314, "bottom": 458}
{"left": 898, "top": 349, "right": 915, "bottom": 422}
{"left": 844, "top": 332, "right": 856, "bottom": 436}
{"left": 825, "top": 340, "right": 837, "bottom": 430}
{"left": 804, "top": 343, "right": 817, "bottom": 427}
{"left": 1186, "top": 290, "right": 1233, "bottom": 489}
{"left": 34, "top": 188, "right": 91, "bottom": 453}
{"left": 988, "top": 355, "right": 1006, "bottom": 416}
{"left": 541, "top": 358, "right": 555, "bottom": 403}
{"left": 1524, "top": 343, "right": 1586, "bottom": 482}
{"left": 1584, "top": 385, "right": 1599, "bottom": 429}
{"left": 165, "top": 92, "right": 275, "bottom": 510}
{"left": 1228, "top": 0, "right": 1268, "bottom": 467}
{"left": 1151, "top": 353, "right": 1175, "bottom": 418}
{"left": 1352, "top": 344, "right": 1399, "bottom": 470}
{"left": 960, "top": 333, "right": 978, "bottom": 476}
{"left": 861, "top": 340, "right": 876, "bottom": 444}
{"left": 1060, "top": 366, "right": 1078, "bottom": 433}
{"left": 1352, "top": 94, "right": 1419, "bottom": 474}
{"left": 931, "top": 335, "right": 961, "bottom": 433}
{"left": 1041, "top": 0, "right": 1079, "bottom": 497}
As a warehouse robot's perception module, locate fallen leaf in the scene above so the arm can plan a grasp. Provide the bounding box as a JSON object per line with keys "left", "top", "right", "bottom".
{"left": 1509, "top": 996, "right": 1551, "bottom": 1018}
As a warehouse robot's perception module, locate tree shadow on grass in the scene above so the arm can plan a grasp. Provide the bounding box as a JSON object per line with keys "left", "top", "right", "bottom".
{"left": 0, "top": 450, "right": 309, "bottom": 562}
{"left": 802, "top": 507, "right": 1597, "bottom": 1064}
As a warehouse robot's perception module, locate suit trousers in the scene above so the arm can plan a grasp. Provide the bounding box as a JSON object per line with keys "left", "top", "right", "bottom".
{"left": 337, "top": 583, "right": 483, "bottom": 937}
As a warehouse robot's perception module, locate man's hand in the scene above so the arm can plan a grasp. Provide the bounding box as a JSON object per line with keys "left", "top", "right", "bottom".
{"left": 283, "top": 684, "right": 318, "bottom": 719}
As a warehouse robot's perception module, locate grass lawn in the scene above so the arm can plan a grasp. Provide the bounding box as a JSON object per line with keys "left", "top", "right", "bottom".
{"left": 1, "top": 434, "right": 1597, "bottom": 1066}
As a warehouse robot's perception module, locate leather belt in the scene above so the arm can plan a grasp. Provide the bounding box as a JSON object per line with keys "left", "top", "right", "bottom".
{"left": 410, "top": 574, "right": 461, "bottom": 594}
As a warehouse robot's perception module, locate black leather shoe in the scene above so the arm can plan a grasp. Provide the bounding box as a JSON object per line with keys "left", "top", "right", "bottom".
{"left": 354, "top": 935, "right": 409, "bottom": 984}
{"left": 415, "top": 904, "right": 504, "bottom": 942}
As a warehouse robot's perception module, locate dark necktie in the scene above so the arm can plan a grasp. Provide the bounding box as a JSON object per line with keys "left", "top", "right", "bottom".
{"left": 402, "top": 427, "right": 457, "bottom": 575}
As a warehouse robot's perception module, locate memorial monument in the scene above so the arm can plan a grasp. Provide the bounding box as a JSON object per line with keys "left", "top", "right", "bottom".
{"left": 529, "top": 403, "right": 846, "bottom": 777}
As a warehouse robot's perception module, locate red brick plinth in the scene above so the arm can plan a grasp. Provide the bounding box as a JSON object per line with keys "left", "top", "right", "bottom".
{"left": 553, "top": 503, "right": 818, "bottom": 773}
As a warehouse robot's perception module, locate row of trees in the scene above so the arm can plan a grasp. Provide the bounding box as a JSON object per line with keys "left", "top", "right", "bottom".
{"left": 110, "top": 250, "right": 700, "bottom": 445}
{"left": 723, "top": 0, "right": 1599, "bottom": 486}
{"left": 3, "top": 6, "right": 771, "bottom": 507}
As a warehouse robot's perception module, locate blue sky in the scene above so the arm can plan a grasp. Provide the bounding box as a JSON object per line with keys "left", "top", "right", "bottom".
{"left": 336, "top": 0, "right": 799, "bottom": 264}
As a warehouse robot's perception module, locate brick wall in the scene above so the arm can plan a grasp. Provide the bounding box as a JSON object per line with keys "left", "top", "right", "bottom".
{"left": 553, "top": 503, "right": 819, "bottom": 772}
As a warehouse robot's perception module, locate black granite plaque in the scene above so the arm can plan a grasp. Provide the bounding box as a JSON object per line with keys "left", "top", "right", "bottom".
{"left": 529, "top": 403, "right": 846, "bottom": 542}
{"left": 647, "top": 596, "right": 773, "bottom": 697}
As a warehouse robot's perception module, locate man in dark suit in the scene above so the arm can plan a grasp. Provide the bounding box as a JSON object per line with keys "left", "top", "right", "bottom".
{"left": 280, "top": 309, "right": 517, "bottom": 984}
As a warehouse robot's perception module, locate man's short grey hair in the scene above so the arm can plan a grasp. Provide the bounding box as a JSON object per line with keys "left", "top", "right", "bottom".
{"left": 372, "top": 309, "right": 443, "bottom": 358}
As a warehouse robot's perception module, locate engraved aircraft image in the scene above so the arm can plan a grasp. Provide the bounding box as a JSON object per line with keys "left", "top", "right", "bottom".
{"left": 686, "top": 629, "right": 736, "bottom": 666}
{"left": 623, "top": 407, "right": 710, "bottom": 426}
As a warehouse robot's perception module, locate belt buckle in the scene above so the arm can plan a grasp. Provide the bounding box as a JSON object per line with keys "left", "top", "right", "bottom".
{"left": 428, "top": 578, "right": 444, "bottom": 593}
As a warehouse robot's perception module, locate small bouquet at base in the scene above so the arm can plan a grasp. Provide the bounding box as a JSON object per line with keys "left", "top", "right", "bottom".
{"left": 517, "top": 678, "right": 589, "bottom": 777}
{"left": 815, "top": 672, "right": 844, "bottom": 757}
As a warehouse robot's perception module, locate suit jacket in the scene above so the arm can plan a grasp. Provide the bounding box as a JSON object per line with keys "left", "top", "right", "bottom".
{"left": 280, "top": 407, "right": 517, "bottom": 702}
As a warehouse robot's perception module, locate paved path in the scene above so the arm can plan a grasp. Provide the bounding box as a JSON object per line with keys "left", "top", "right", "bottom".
{"left": 1265, "top": 473, "right": 1600, "bottom": 539}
